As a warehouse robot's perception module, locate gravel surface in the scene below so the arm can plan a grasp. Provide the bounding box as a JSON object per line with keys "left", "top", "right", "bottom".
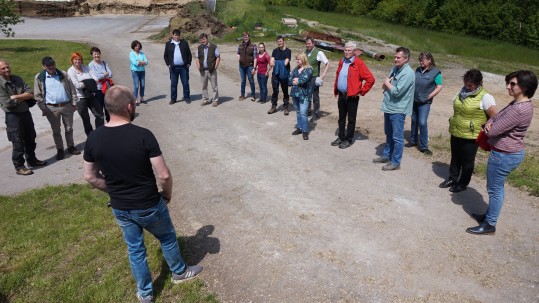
{"left": 1, "top": 15, "right": 538, "bottom": 303}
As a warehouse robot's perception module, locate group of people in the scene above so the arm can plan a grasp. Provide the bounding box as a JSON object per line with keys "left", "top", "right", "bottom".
{"left": 1, "top": 29, "right": 537, "bottom": 302}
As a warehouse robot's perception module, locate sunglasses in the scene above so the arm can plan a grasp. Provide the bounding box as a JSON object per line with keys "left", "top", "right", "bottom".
{"left": 509, "top": 81, "right": 518, "bottom": 87}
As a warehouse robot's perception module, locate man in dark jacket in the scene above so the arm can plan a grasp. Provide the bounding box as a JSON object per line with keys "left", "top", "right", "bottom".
{"left": 0, "top": 59, "right": 47, "bottom": 175}
{"left": 164, "top": 29, "right": 192, "bottom": 105}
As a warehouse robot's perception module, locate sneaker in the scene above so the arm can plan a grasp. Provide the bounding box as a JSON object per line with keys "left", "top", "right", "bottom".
{"left": 16, "top": 167, "right": 33, "bottom": 176}
{"left": 201, "top": 100, "right": 211, "bottom": 106}
{"left": 331, "top": 138, "right": 343, "bottom": 146}
{"left": 420, "top": 149, "right": 433, "bottom": 156}
{"left": 302, "top": 132, "right": 309, "bottom": 140}
{"left": 382, "top": 163, "right": 400, "bottom": 171}
{"left": 136, "top": 293, "right": 154, "bottom": 303}
{"left": 56, "top": 148, "right": 65, "bottom": 160}
{"left": 27, "top": 158, "right": 47, "bottom": 167}
{"left": 372, "top": 156, "right": 389, "bottom": 163}
{"left": 257, "top": 99, "right": 264, "bottom": 103}
{"left": 169, "top": 100, "right": 176, "bottom": 105}
{"left": 238, "top": 95, "right": 246, "bottom": 101}
{"left": 212, "top": 101, "right": 219, "bottom": 107}
{"left": 405, "top": 142, "right": 417, "bottom": 148}
{"left": 338, "top": 140, "right": 351, "bottom": 149}
{"left": 68, "top": 146, "right": 81, "bottom": 155}
{"left": 171, "top": 265, "right": 203, "bottom": 284}
{"left": 267, "top": 106, "right": 276, "bottom": 114}
{"left": 283, "top": 107, "right": 289, "bottom": 116}
{"left": 292, "top": 129, "right": 302, "bottom": 135}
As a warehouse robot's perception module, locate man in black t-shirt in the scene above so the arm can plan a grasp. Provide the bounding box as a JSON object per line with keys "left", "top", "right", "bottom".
{"left": 83, "top": 85, "right": 202, "bottom": 303}
{"left": 268, "top": 35, "right": 291, "bottom": 115}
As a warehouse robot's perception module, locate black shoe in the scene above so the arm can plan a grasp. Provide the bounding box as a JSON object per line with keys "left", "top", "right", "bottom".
{"left": 292, "top": 129, "right": 302, "bottom": 135}
{"left": 56, "top": 149, "right": 65, "bottom": 160}
{"left": 302, "top": 132, "right": 309, "bottom": 140}
{"left": 307, "top": 109, "right": 312, "bottom": 116}
{"left": 27, "top": 158, "right": 47, "bottom": 167}
{"left": 185, "top": 98, "right": 191, "bottom": 104}
{"left": 68, "top": 146, "right": 81, "bottom": 155}
{"left": 420, "top": 149, "right": 433, "bottom": 156}
{"left": 449, "top": 184, "right": 467, "bottom": 193}
{"left": 339, "top": 140, "right": 351, "bottom": 149}
{"left": 466, "top": 221, "right": 496, "bottom": 235}
{"left": 15, "top": 167, "right": 33, "bottom": 176}
{"left": 405, "top": 142, "right": 417, "bottom": 148}
{"left": 439, "top": 179, "right": 456, "bottom": 188}
{"left": 331, "top": 138, "right": 343, "bottom": 146}
{"left": 169, "top": 100, "right": 176, "bottom": 105}
{"left": 470, "top": 213, "right": 486, "bottom": 224}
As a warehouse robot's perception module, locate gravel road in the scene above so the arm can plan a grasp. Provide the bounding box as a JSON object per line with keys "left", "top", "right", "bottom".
{"left": 1, "top": 15, "right": 538, "bottom": 303}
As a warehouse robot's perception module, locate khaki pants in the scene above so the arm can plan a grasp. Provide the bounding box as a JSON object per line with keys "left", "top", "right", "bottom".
{"left": 44, "top": 104, "right": 75, "bottom": 149}
{"left": 200, "top": 70, "right": 219, "bottom": 102}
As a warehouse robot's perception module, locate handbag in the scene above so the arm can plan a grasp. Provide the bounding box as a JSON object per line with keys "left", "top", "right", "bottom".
{"left": 476, "top": 129, "right": 491, "bottom": 151}
{"left": 100, "top": 78, "right": 115, "bottom": 94}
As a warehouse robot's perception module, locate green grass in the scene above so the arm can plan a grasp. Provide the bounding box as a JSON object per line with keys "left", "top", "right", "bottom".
{"left": 0, "top": 40, "right": 92, "bottom": 89}
{"left": 0, "top": 184, "right": 217, "bottom": 303}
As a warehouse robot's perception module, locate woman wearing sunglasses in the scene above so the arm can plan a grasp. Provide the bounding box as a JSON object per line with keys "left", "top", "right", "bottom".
{"left": 440, "top": 69, "right": 497, "bottom": 193}
{"left": 467, "top": 70, "right": 537, "bottom": 235}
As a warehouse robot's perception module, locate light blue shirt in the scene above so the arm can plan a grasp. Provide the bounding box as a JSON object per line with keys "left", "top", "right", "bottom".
{"left": 337, "top": 56, "right": 354, "bottom": 93}
{"left": 130, "top": 51, "right": 148, "bottom": 72}
{"left": 172, "top": 41, "right": 184, "bottom": 66}
{"left": 44, "top": 72, "right": 69, "bottom": 104}
{"left": 381, "top": 63, "right": 415, "bottom": 115}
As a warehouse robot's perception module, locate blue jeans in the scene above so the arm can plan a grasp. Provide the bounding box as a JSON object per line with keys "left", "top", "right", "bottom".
{"left": 239, "top": 66, "right": 255, "bottom": 97}
{"left": 257, "top": 74, "right": 268, "bottom": 101}
{"left": 292, "top": 96, "right": 310, "bottom": 132}
{"left": 410, "top": 102, "right": 431, "bottom": 150}
{"left": 485, "top": 150, "right": 524, "bottom": 226}
{"left": 131, "top": 70, "right": 145, "bottom": 99}
{"left": 383, "top": 113, "right": 406, "bottom": 166}
{"left": 169, "top": 65, "right": 190, "bottom": 101}
{"left": 112, "top": 198, "right": 187, "bottom": 298}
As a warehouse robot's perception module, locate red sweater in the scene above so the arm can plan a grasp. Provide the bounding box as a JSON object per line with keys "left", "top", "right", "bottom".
{"left": 333, "top": 56, "right": 375, "bottom": 97}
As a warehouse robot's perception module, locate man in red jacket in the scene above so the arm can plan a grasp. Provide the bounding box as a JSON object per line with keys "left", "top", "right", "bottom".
{"left": 332, "top": 42, "right": 375, "bottom": 149}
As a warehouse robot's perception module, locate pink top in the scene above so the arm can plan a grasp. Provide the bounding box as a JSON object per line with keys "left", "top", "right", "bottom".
{"left": 487, "top": 100, "right": 533, "bottom": 153}
{"left": 256, "top": 53, "right": 271, "bottom": 75}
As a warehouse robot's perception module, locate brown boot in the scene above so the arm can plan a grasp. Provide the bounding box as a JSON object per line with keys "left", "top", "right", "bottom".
{"left": 267, "top": 105, "right": 277, "bottom": 114}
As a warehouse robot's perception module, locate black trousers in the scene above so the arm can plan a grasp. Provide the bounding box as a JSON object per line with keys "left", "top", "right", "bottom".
{"left": 449, "top": 135, "right": 479, "bottom": 186}
{"left": 77, "top": 97, "right": 104, "bottom": 136}
{"left": 271, "top": 75, "right": 289, "bottom": 107}
{"left": 5, "top": 111, "right": 37, "bottom": 169}
{"left": 337, "top": 93, "right": 359, "bottom": 142}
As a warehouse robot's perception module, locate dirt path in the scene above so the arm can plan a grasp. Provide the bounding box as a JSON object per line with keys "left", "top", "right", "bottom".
{"left": 1, "top": 15, "right": 538, "bottom": 303}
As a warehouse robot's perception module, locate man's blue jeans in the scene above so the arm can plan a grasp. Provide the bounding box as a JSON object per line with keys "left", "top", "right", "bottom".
{"left": 239, "top": 66, "right": 255, "bottom": 97}
{"left": 292, "top": 96, "right": 310, "bottom": 132}
{"left": 112, "top": 198, "right": 187, "bottom": 298}
{"left": 169, "top": 65, "right": 190, "bottom": 101}
{"left": 131, "top": 70, "right": 145, "bottom": 99}
{"left": 410, "top": 102, "right": 431, "bottom": 150}
{"left": 257, "top": 74, "right": 268, "bottom": 101}
{"left": 485, "top": 150, "right": 524, "bottom": 226}
{"left": 383, "top": 113, "right": 406, "bottom": 166}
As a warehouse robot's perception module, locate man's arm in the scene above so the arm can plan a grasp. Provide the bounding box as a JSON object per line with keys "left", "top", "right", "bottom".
{"left": 83, "top": 160, "right": 108, "bottom": 192}
{"left": 215, "top": 56, "right": 221, "bottom": 70}
{"left": 150, "top": 155, "right": 173, "bottom": 202}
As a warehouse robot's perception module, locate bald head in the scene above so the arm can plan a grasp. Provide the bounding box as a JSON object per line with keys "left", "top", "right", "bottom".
{"left": 105, "top": 85, "right": 136, "bottom": 119}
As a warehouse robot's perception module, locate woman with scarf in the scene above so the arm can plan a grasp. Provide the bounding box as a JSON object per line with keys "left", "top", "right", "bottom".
{"left": 467, "top": 70, "right": 537, "bottom": 235}
{"left": 439, "top": 69, "right": 497, "bottom": 192}
{"left": 289, "top": 53, "right": 313, "bottom": 140}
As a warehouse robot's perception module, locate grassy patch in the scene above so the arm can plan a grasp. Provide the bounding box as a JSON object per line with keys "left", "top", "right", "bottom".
{"left": 0, "top": 184, "right": 217, "bottom": 303}
{"left": 0, "top": 40, "right": 92, "bottom": 89}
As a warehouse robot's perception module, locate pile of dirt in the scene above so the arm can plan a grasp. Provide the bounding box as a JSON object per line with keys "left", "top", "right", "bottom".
{"left": 165, "top": 1, "right": 231, "bottom": 42}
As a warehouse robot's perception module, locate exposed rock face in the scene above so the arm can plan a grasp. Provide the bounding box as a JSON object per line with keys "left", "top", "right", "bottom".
{"left": 16, "top": 0, "right": 192, "bottom": 17}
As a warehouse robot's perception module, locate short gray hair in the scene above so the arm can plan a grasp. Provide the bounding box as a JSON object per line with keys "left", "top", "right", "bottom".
{"left": 344, "top": 41, "right": 357, "bottom": 49}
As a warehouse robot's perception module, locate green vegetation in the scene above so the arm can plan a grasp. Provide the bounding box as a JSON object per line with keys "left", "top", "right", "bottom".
{"left": 0, "top": 40, "right": 92, "bottom": 88}
{"left": 0, "top": 184, "right": 217, "bottom": 303}
{"left": 0, "top": 0, "right": 24, "bottom": 37}
{"left": 264, "top": 0, "right": 539, "bottom": 49}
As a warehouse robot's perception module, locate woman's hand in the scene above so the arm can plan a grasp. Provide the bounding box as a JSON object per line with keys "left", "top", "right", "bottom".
{"left": 292, "top": 77, "right": 299, "bottom": 85}
{"left": 484, "top": 122, "right": 492, "bottom": 133}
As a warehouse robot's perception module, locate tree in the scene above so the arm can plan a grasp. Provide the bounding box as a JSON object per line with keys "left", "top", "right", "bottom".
{"left": 0, "top": 0, "right": 24, "bottom": 37}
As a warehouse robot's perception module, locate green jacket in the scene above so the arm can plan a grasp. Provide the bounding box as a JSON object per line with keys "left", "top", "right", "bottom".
{"left": 449, "top": 87, "right": 488, "bottom": 139}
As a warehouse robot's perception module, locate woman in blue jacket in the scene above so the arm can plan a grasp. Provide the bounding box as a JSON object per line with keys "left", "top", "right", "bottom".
{"left": 130, "top": 40, "right": 148, "bottom": 105}
{"left": 289, "top": 53, "right": 313, "bottom": 140}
